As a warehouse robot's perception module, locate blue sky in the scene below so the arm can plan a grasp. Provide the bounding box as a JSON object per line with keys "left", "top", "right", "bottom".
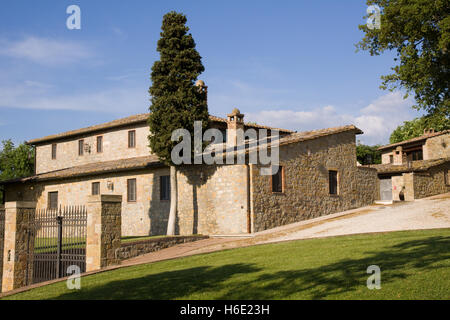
{"left": 0, "top": 0, "right": 423, "bottom": 146}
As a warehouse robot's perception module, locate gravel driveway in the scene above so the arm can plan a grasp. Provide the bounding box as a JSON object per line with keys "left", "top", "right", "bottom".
{"left": 263, "top": 193, "right": 450, "bottom": 244}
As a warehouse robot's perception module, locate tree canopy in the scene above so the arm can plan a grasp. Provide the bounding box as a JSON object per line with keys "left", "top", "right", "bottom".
{"left": 148, "top": 11, "right": 209, "bottom": 165}
{"left": 356, "top": 142, "right": 382, "bottom": 165}
{"left": 389, "top": 115, "right": 450, "bottom": 143}
{"left": 0, "top": 140, "right": 34, "bottom": 203}
{"left": 357, "top": 0, "right": 450, "bottom": 118}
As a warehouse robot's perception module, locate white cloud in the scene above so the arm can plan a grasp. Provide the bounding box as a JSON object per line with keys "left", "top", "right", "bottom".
{"left": 0, "top": 81, "right": 148, "bottom": 114}
{"left": 245, "top": 91, "right": 419, "bottom": 145}
{"left": 0, "top": 37, "right": 92, "bottom": 65}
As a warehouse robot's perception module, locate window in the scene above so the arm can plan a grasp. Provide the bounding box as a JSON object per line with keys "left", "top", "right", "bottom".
{"left": 92, "top": 182, "right": 100, "bottom": 195}
{"left": 48, "top": 192, "right": 58, "bottom": 210}
{"left": 329, "top": 170, "right": 338, "bottom": 195}
{"left": 128, "top": 130, "right": 136, "bottom": 148}
{"left": 160, "top": 176, "right": 170, "bottom": 200}
{"left": 51, "top": 143, "right": 57, "bottom": 160}
{"left": 409, "top": 150, "right": 423, "bottom": 161}
{"left": 127, "top": 178, "right": 136, "bottom": 202}
{"left": 389, "top": 155, "right": 394, "bottom": 164}
{"left": 97, "top": 136, "right": 103, "bottom": 153}
{"left": 271, "top": 166, "right": 284, "bottom": 193}
{"left": 78, "top": 139, "right": 84, "bottom": 156}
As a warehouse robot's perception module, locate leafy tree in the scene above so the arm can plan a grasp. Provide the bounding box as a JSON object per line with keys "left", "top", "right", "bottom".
{"left": 0, "top": 140, "right": 35, "bottom": 203}
{"left": 148, "top": 12, "right": 209, "bottom": 235}
{"left": 357, "top": 0, "right": 450, "bottom": 117}
{"left": 389, "top": 115, "right": 450, "bottom": 143}
{"left": 356, "top": 142, "right": 382, "bottom": 165}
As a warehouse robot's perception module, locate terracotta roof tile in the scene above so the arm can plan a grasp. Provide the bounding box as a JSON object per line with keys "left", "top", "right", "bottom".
{"left": 378, "top": 130, "right": 450, "bottom": 151}
{"left": 368, "top": 157, "right": 450, "bottom": 174}
{"left": 1, "top": 155, "right": 163, "bottom": 184}
{"left": 27, "top": 113, "right": 293, "bottom": 145}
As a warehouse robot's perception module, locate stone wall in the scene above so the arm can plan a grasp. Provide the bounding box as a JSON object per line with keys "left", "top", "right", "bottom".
{"left": 250, "top": 131, "right": 378, "bottom": 232}
{"left": 4, "top": 167, "right": 170, "bottom": 237}
{"left": 116, "top": 235, "right": 209, "bottom": 260}
{"left": 0, "top": 205, "right": 4, "bottom": 292}
{"left": 423, "top": 133, "right": 450, "bottom": 160}
{"left": 35, "top": 123, "right": 151, "bottom": 174}
{"left": 177, "top": 164, "right": 249, "bottom": 235}
{"left": 413, "top": 163, "right": 450, "bottom": 199}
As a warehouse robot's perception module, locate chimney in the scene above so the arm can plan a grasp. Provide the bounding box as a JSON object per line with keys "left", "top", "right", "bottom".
{"left": 195, "top": 80, "right": 208, "bottom": 102}
{"left": 226, "top": 108, "right": 245, "bottom": 147}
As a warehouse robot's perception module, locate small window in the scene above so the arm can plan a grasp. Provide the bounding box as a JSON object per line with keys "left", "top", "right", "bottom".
{"left": 97, "top": 136, "right": 103, "bottom": 153}
{"left": 329, "top": 170, "right": 338, "bottom": 195}
{"left": 51, "top": 143, "right": 57, "bottom": 160}
{"left": 160, "top": 176, "right": 171, "bottom": 200}
{"left": 92, "top": 182, "right": 100, "bottom": 195}
{"left": 271, "top": 166, "right": 284, "bottom": 193}
{"left": 78, "top": 139, "right": 84, "bottom": 156}
{"left": 127, "top": 178, "right": 136, "bottom": 202}
{"left": 389, "top": 155, "right": 394, "bottom": 164}
{"left": 128, "top": 130, "right": 136, "bottom": 148}
{"left": 48, "top": 192, "right": 58, "bottom": 210}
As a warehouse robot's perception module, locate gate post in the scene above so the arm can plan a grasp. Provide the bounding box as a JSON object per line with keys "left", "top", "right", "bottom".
{"left": 86, "top": 195, "right": 122, "bottom": 272}
{"left": 1, "top": 201, "right": 36, "bottom": 292}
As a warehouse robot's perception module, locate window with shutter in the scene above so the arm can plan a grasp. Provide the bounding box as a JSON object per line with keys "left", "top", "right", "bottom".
{"left": 127, "top": 178, "right": 136, "bottom": 202}
{"left": 128, "top": 130, "right": 136, "bottom": 148}
{"left": 48, "top": 192, "right": 58, "bottom": 209}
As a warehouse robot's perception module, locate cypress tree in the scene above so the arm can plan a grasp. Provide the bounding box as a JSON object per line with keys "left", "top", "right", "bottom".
{"left": 148, "top": 11, "right": 208, "bottom": 235}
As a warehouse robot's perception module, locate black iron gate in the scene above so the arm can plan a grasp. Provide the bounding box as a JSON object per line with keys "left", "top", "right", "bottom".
{"left": 28, "top": 206, "right": 87, "bottom": 285}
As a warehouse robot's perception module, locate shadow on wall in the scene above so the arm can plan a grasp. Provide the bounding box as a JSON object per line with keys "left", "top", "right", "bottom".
{"left": 179, "top": 165, "right": 217, "bottom": 235}
{"left": 49, "top": 234, "right": 449, "bottom": 300}
{"left": 148, "top": 174, "right": 169, "bottom": 236}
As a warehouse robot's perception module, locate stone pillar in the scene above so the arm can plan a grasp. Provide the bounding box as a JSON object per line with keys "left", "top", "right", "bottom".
{"left": 2, "top": 201, "right": 36, "bottom": 292}
{"left": 86, "top": 195, "right": 122, "bottom": 272}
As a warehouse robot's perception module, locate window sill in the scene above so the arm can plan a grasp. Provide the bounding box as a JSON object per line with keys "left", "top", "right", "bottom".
{"left": 272, "top": 192, "right": 285, "bottom": 195}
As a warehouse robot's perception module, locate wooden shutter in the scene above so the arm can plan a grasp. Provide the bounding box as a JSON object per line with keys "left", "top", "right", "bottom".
{"left": 92, "top": 182, "right": 100, "bottom": 195}
{"left": 51, "top": 143, "right": 57, "bottom": 160}
{"left": 127, "top": 179, "right": 136, "bottom": 202}
{"left": 97, "top": 136, "right": 103, "bottom": 153}
{"left": 128, "top": 130, "right": 136, "bottom": 148}
{"left": 78, "top": 139, "right": 84, "bottom": 156}
{"left": 48, "top": 192, "right": 58, "bottom": 209}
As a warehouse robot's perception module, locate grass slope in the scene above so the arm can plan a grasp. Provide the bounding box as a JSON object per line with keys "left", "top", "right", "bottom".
{"left": 3, "top": 229, "right": 450, "bottom": 300}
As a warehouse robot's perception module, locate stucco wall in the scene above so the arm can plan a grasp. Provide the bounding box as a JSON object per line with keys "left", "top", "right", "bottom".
{"left": 176, "top": 164, "right": 249, "bottom": 235}
{"left": 4, "top": 168, "right": 170, "bottom": 237}
{"left": 250, "top": 131, "right": 378, "bottom": 232}
{"left": 35, "top": 123, "right": 151, "bottom": 174}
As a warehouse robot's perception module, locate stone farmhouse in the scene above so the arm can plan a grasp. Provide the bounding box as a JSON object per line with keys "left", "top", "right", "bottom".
{"left": 1, "top": 104, "right": 382, "bottom": 237}
{"left": 372, "top": 129, "right": 450, "bottom": 201}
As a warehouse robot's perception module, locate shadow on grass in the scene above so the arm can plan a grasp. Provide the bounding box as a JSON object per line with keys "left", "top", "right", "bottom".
{"left": 54, "top": 263, "right": 261, "bottom": 300}
{"left": 54, "top": 235, "right": 450, "bottom": 300}
{"left": 217, "top": 236, "right": 450, "bottom": 300}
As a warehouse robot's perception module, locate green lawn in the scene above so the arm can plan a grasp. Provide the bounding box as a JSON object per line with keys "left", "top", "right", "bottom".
{"left": 3, "top": 229, "right": 450, "bottom": 300}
